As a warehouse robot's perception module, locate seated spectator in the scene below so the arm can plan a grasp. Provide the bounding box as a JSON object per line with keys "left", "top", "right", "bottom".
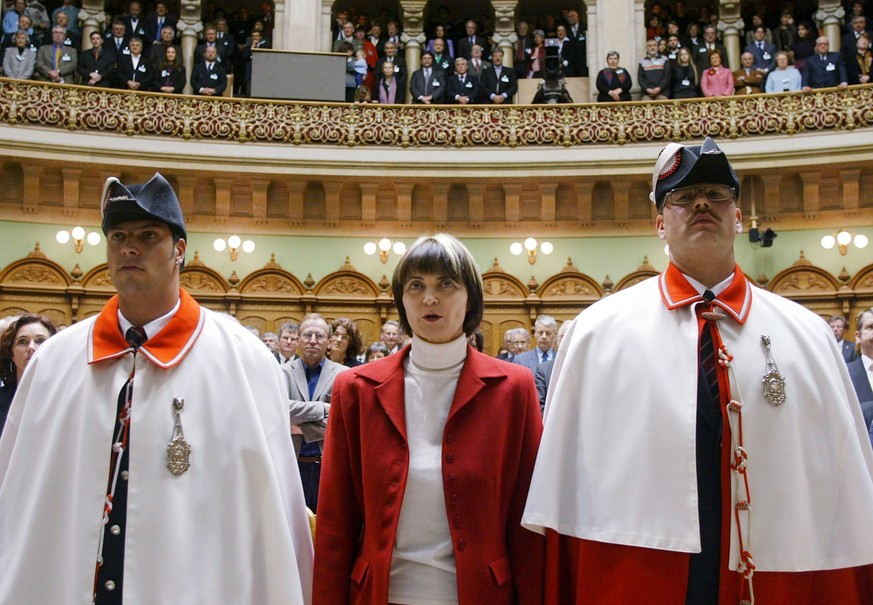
{"left": 847, "top": 34, "right": 871, "bottom": 85}
{"left": 431, "top": 37, "right": 453, "bottom": 73}
{"left": 596, "top": 50, "right": 633, "bottom": 102}
{"left": 733, "top": 51, "right": 765, "bottom": 94}
{"left": 774, "top": 9, "right": 797, "bottom": 54}
{"left": 34, "top": 25, "right": 76, "bottom": 83}
{"left": 791, "top": 22, "right": 815, "bottom": 70}
{"left": 527, "top": 29, "right": 545, "bottom": 78}
{"left": 447, "top": 56, "right": 480, "bottom": 104}
{"left": 480, "top": 48, "right": 517, "bottom": 104}
{"left": 765, "top": 51, "right": 802, "bottom": 92}
{"left": 375, "top": 58, "right": 402, "bottom": 103}
{"left": 115, "top": 36, "right": 152, "bottom": 90}
{"left": 801, "top": 36, "right": 848, "bottom": 91}
{"left": 191, "top": 43, "right": 227, "bottom": 96}
{"left": 149, "top": 24, "right": 180, "bottom": 65}
{"left": 410, "top": 50, "right": 445, "bottom": 104}
{"left": 700, "top": 48, "right": 733, "bottom": 96}
{"left": 154, "top": 44, "right": 185, "bottom": 93}
{"left": 2, "top": 29, "right": 36, "bottom": 78}
{"left": 671, "top": 46, "right": 698, "bottom": 98}
{"left": 374, "top": 40, "right": 406, "bottom": 95}
{"left": 426, "top": 24, "right": 454, "bottom": 59}
{"left": 2, "top": 0, "right": 27, "bottom": 48}
{"left": 52, "top": 11, "right": 78, "bottom": 50}
{"left": 365, "top": 341, "right": 390, "bottom": 362}
{"left": 78, "top": 30, "right": 116, "bottom": 86}
{"left": 745, "top": 25, "right": 777, "bottom": 75}
{"left": 638, "top": 38, "right": 671, "bottom": 99}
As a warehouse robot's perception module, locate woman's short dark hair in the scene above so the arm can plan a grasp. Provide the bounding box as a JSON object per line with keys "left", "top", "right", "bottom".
{"left": 366, "top": 341, "right": 390, "bottom": 360}
{"left": 331, "top": 317, "right": 364, "bottom": 360}
{"left": 0, "top": 314, "right": 58, "bottom": 386}
{"left": 391, "top": 233, "right": 484, "bottom": 338}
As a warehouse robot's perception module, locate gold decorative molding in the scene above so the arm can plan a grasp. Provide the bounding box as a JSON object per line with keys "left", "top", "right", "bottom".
{"left": 1, "top": 79, "right": 872, "bottom": 147}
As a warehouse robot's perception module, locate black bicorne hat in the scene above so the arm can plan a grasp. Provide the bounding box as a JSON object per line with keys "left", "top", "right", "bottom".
{"left": 101, "top": 172, "right": 186, "bottom": 240}
{"left": 649, "top": 137, "right": 740, "bottom": 213}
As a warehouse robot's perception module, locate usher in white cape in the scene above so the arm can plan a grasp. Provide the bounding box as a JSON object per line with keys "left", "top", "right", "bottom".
{"left": 522, "top": 268, "right": 873, "bottom": 571}
{"left": 0, "top": 292, "right": 314, "bottom": 604}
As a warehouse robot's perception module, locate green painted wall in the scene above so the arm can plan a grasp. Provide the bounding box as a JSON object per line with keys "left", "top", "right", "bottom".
{"left": 1, "top": 220, "right": 871, "bottom": 286}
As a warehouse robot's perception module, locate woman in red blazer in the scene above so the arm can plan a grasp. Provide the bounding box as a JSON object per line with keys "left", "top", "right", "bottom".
{"left": 314, "top": 233, "right": 544, "bottom": 605}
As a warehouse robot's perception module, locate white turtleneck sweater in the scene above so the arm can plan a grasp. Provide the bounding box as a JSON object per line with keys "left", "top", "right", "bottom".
{"left": 388, "top": 333, "right": 467, "bottom": 605}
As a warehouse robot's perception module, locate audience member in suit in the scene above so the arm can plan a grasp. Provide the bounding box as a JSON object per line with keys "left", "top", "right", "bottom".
{"left": 195, "top": 25, "right": 232, "bottom": 67}
{"left": 282, "top": 313, "right": 348, "bottom": 511}
{"left": 841, "top": 15, "right": 871, "bottom": 62}
{"left": 332, "top": 21, "right": 355, "bottom": 53}
{"left": 104, "top": 20, "right": 131, "bottom": 55}
{"left": 534, "top": 320, "right": 570, "bottom": 412}
{"left": 847, "top": 34, "right": 871, "bottom": 85}
{"left": 277, "top": 322, "right": 300, "bottom": 365}
{"left": 51, "top": 0, "right": 78, "bottom": 33}
{"left": 148, "top": 24, "right": 180, "bottom": 66}
{"left": 154, "top": 44, "right": 185, "bottom": 93}
{"left": 52, "top": 11, "right": 78, "bottom": 50}
{"left": 78, "top": 30, "right": 116, "bottom": 86}
{"left": 2, "top": 29, "right": 36, "bottom": 78}
{"left": 426, "top": 24, "right": 454, "bottom": 60}
{"left": 513, "top": 314, "right": 558, "bottom": 374}
{"left": 121, "top": 0, "right": 150, "bottom": 47}
{"left": 455, "top": 19, "right": 487, "bottom": 60}
{"left": 495, "top": 329, "right": 515, "bottom": 361}
{"left": 374, "top": 40, "right": 406, "bottom": 96}
{"left": 480, "top": 48, "right": 517, "bottom": 103}
{"left": 514, "top": 20, "right": 531, "bottom": 78}
{"left": 467, "top": 43, "right": 489, "bottom": 80}
{"left": 555, "top": 25, "right": 578, "bottom": 76}
{"left": 847, "top": 308, "right": 873, "bottom": 436}
{"left": 191, "top": 44, "right": 227, "bottom": 96}
{"left": 446, "top": 56, "right": 480, "bottom": 104}
{"left": 115, "top": 37, "right": 153, "bottom": 90}
{"left": 802, "top": 36, "right": 848, "bottom": 90}
{"left": 695, "top": 25, "right": 729, "bottom": 73}
{"left": 430, "top": 36, "right": 453, "bottom": 74}
{"left": 565, "top": 9, "right": 588, "bottom": 76}
{"left": 830, "top": 315, "right": 859, "bottom": 363}
{"left": 34, "top": 25, "right": 77, "bottom": 83}
{"left": 383, "top": 19, "right": 402, "bottom": 51}
{"left": 238, "top": 30, "right": 268, "bottom": 97}
{"left": 733, "top": 51, "right": 765, "bottom": 95}
{"left": 144, "top": 1, "right": 177, "bottom": 46}
{"left": 410, "top": 51, "right": 445, "bottom": 104}
{"left": 744, "top": 25, "right": 777, "bottom": 74}
{"left": 374, "top": 59, "right": 403, "bottom": 103}
{"left": 596, "top": 50, "right": 633, "bottom": 101}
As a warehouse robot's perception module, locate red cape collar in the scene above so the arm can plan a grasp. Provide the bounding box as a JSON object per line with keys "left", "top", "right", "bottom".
{"left": 88, "top": 289, "right": 205, "bottom": 368}
{"left": 658, "top": 263, "right": 752, "bottom": 324}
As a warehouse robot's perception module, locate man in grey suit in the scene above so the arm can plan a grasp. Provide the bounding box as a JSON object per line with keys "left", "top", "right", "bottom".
{"left": 830, "top": 314, "right": 859, "bottom": 363}
{"left": 282, "top": 312, "right": 347, "bottom": 511}
{"left": 847, "top": 308, "right": 873, "bottom": 441}
{"left": 534, "top": 320, "right": 571, "bottom": 412}
{"left": 34, "top": 25, "right": 77, "bottom": 83}
{"left": 513, "top": 314, "right": 558, "bottom": 374}
{"left": 410, "top": 51, "right": 445, "bottom": 104}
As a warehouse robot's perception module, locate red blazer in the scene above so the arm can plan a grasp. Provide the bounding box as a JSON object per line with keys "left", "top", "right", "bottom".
{"left": 314, "top": 345, "right": 544, "bottom": 605}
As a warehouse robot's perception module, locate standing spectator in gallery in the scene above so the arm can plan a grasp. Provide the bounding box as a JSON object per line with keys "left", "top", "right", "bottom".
{"left": 671, "top": 46, "right": 698, "bottom": 98}
{"left": 481, "top": 47, "right": 518, "bottom": 104}
{"left": 596, "top": 50, "right": 633, "bottom": 101}
{"left": 384, "top": 20, "right": 402, "bottom": 51}
{"left": 555, "top": 24, "right": 578, "bottom": 76}
{"left": 446, "top": 56, "right": 480, "bottom": 104}
{"left": 695, "top": 24, "right": 728, "bottom": 72}
{"left": 527, "top": 28, "right": 546, "bottom": 78}
{"left": 745, "top": 25, "right": 777, "bottom": 75}
{"left": 34, "top": 24, "right": 77, "bottom": 83}
{"left": 2, "top": 0, "right": 27, "bottom": 47}
{"left": 733, "top": 51, "right": 765, "bottom": 95}
{"left": 115, "top": 36, "right": 152, "bottom": 90}
{"left": 791, "top": 22, "right": 816, "bottom": 70}
{"left": 239, "top": 28, "right": 267, "bottom": 97}
{"left": 514, "top": 20, "right": 531, "bottom": 79}
{"left": 313, "top": 233, "right": 544, "bottom": 605}
{"left": 148, "top": 24, "right": 179, "bottom": 66}
{"left": 456, "top": 18, "right": 487, "bottom": 61}
{"left": 52, "top": 11, "right": 78, "bottom": 51}
{"left": 332, "top": 21, "right": 354, "bottom": 53}
{"left": 78, "top": 30, "right": 116, "bottom": 87}
{"left": 410, "top": 50, "right": 445, "bottom": 104}
{"left": 144, "top": 1, "right": 177, "bottom": 47}
{"left": 467, "top": 43, "right": 489, "bottom": 80}
{"left": 0, "top": 173, "right": 314, "bottom": 604}
{"left": 765, "top": 51, "right": 803, "bottom": 92}
{"left": 743, "top": 14, "right": 772, "bottom": 47}
{"left": 375, "top": 58, "right": 402, "bottom": 103}
{"left": 2, "top": 29, "right": 36, "bottom": 78}
{"left": 848, "top": 34, "right": 871, "bottom": 85}
{"left": 153, "top": 44, "right": 183, "bottom": 93}
{"left": 426, "top": 24, "right": 454, "bottom": 61}
{"left": 195, "top": 25, "right": 232, "bottom": 68}
{"left": 374, "top": 40, "right": 407, "bottom": 96}
{"left": 700, "top": 48, "right": 733, "bottom": 97}
{"left": 191, "top": 43, "right": 227, "bottom": 96}
{"left": 638, "top": 37, "right": 671, "bottom": 100}
{"left": 565, "top": 9, "right": 588, "bottom": 76}
{"left": 105, "top": 20, "right": 130, "bottom": 55}
{"left": 841, "top": 15, "right": 871, "bottom": 62}
{"left": 523, "top": 137, "right": 873, "bottom": 604}
{"left": 774, "top": 9, "right": 797, "bottom": 54}
{"left": 430, "top": 36, "right": 452, "bottom": 73}
{"left": 121, "top": 0, "right": 149, "bottom": 48}
{"left": 802, "top": 36, "right": 848, "bottom": 91}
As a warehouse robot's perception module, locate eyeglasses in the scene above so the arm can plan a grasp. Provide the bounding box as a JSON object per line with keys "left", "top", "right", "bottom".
{"left": 300, "top": 331, "right": 328, "bottom": 342}
{"left": 330, "top": 333, "right": 349, "bottom": 341}
{"left": 665, "top": 185, "right": 735, "bottom": 206}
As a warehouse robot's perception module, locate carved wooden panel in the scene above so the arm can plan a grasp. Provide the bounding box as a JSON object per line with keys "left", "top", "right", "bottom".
{"left": 769, "top": 254, "right": 840, "bottom": 295}
{"left": 179, "top": 266, "right": 229, "bottom": 293}
{"left": 81, "top": 264, "right": 115, "bottom": 289}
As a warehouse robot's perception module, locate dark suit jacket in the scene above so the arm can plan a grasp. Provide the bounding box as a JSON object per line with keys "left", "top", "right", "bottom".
{"left": 104, "top": 33, "right": 131, "bottom": 55}
{"left": 148, "top": 42, "right": 180, "bottom": 66}
{"left": 567, "top": 26, "right": 588, "bottom": 76}
{"left": 455, "top": 34, "right": 488, "bottom": 60}
{"left": 846, "top": 51, "right": 872, "bottom": 85}
{"left": 841, "top": 339, "right": 859, "bottom": 363}
{"left": 115, "top": 52, "right": 154, "bottom": 89}
{"left": 534, "top": 358, "right": 554, "bottom": 413}
{"left": 312, "top": 345, "right": 544, "bottom": 605}
{"left": 410, "top": 67, "right": 445, "bottom": 103}
{"left": 190, "top": 60, "right": 227, "bottom": 95}
{"left": 153, "top": 64, "right": 185, "bottom": 93}
{"left": 556, "top": 37, "right": 579, "bottom": 76}
{"left": 480, "top": 64, "right": 518, "bottom": 101}
{"left": 512, "top": 347, "right": 554, "bottom": 374}
{"left": 694, "top": 42, "right": 729, "bottom": 71}
{"left": 144, "top": 14, "right": 177, "bottom": 43}
{"left": 802, "top": 52, "right": 848, "bottom": 88}
{"left": 847, "top": 357, "right": 873, "bottom": 430}
{"left": 194, "top": 41, "right": 232, "bottom": 66}
{"left": 744, "top": 41, "right": 777, "bottom": 72}
{"left": 445, "top": 72, "right": 480, "bottom": 104}
{"left": 121, "top": 15, "right": 150, "bottom": 44}
{"left": 77, "top": 46, "right": 117, "bottom": 85}
{"left": 375, "top": 55, "right": 407, "bottom": 92}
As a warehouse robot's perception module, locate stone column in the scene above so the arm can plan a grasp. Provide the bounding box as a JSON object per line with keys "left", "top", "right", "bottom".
{"left": 401, "top": 1, "right": 427, "bottom": 104}
{"left": 717, "top": 1, "right": 743, "bottom": 70}
{"left": 178, "top": 0, "right": 203, "bottom": 95}
{"left": 320, "top": 0, "right": 334, "bottom": 53}
{"left": 78, "top": 0, "right": 107, "bottom": 50}
{"left": 272, "top": 0, "right": 285, "bottom": 50}
{"left": 814, "top": 1, "right": 845, "bottom": 49}
{"left": 491, "top": 1, "right": 516, "bottom": 68}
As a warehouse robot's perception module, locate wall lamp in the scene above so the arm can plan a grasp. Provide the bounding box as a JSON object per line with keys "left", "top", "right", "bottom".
{"left": 821, "top": 230, "right": 868, "bottom": 255}
{"left": 364, "top": 238, "right": 406, "bottom": 263}
{"left": 510, "top": 237, "right": 553, "bottom": 265}
{"left": 213, "top": 235, "right": 255, "bottom": 261}
{"left": 56, "top": 226, "right": 101, "bottom": 253}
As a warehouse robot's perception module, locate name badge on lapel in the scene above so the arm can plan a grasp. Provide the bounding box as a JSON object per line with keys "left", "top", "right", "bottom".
{"left": 501, "top": 75, "right": 509, "bottom": 82}
{"left": 432, "top": 79, "right": 441, "bottom": 87}
{"left": 394, "top": 64, "right": 400, "bottom": 72}
{"left": 138, "top": 64, "right": 147, "bottom": 72}
{"left": 123, "top": 48, "right": 131, "bottom": 55}
{"left": 441, "top": 61, "right": 449, "bottom": 69}
{"left": 465, "top": 81, "right": 472, "bottom": 88}
{"left": 826, "top": 63, "right": 835, "bottom": 71}
{"left": 62, "top": 53, "right": 71, "bottom": 61}
{"left": 162, "top": 69, "right": 169, "bottom": 77}
{"left": 209, "top": 72, "right": 218, "bottom": 79}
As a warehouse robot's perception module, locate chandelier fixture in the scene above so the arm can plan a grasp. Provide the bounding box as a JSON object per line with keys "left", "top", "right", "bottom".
{"left": 821, "top": 230, "right": 868, "bottom": 256}
{"left": 510, "top": 237, "right": 553, "bottom": 265}
{"left": 364, "top": 238, "right": 406, "bottom": 263}
{"left": 213, "top": 235, "right": 255, "bottom": 261}
{"left": 56, "top": 226, "right": 101, "bottom": 253}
